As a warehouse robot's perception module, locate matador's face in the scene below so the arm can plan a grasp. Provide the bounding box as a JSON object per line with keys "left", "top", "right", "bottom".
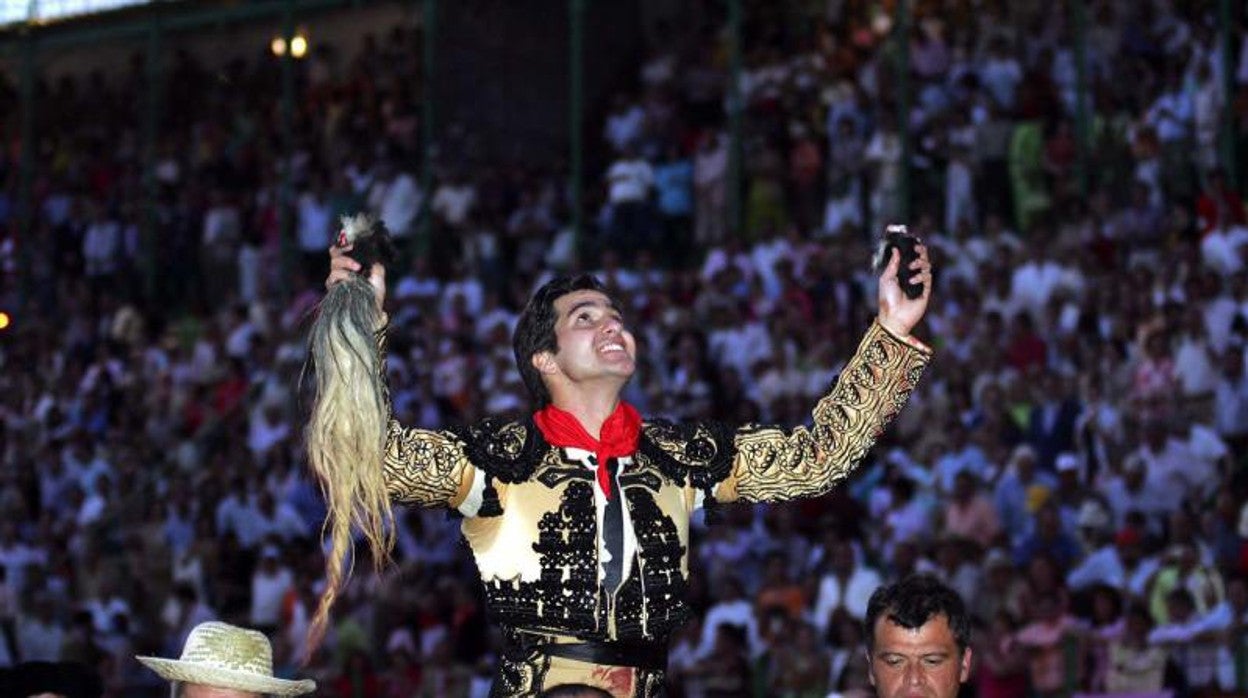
{"left": 539, "top": 290, "right": 636, "bottom": 393}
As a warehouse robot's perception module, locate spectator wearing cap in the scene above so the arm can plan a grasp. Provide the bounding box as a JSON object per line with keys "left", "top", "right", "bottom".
{"left": 1050, "top": 452, "right": 1088, "bottom": 532}
{"left": 1015, "top": 503, "right": 1082, "bottom": 570}
{"left": 137, "top": 620, "right": 314, "bottom": 698}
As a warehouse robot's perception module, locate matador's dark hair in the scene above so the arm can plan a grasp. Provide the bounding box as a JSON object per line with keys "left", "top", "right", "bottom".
{"left": 512, "top": 274, "right": 608, "bottom": 408}
{"left": 864, "top": 573, "right": 971, "bottom": 654}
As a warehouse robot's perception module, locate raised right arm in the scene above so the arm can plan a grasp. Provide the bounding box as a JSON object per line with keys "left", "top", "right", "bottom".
{"left": 375, "top": 326, "right": 476, "bottom": 509}
{"left": 328, "top": 241, "right": 477, "bottom": 510}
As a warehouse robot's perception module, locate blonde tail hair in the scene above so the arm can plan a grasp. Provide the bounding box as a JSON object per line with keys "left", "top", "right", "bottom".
{"left": 303, "top": 214, "right": 395, "bottom": 658}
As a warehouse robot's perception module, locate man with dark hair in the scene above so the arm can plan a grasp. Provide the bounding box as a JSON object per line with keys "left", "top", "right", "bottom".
{"left": 511, "top": 274, "right": 610, "bottom": 408}
{"left": 864, "top": 574, "right": 972, "bottom": 698}
{"left": 321, "top": 239, "right": 933, "bottom": 696}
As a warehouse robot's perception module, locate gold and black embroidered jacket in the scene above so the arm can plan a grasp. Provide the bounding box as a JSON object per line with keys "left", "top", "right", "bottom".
{"left": 377, "top": 319, "right": 931, "bottom": 696}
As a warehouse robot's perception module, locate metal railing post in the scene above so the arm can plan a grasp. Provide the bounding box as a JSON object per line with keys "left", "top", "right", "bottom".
{"left": 569, "top": 0, "right": 584, "bottom": 262}
{"left": 727, "top": 0, "right": 743, "bottom": 237}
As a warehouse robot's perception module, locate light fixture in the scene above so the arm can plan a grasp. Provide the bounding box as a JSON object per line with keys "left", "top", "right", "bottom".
{"left": 271, "top": 35, "right": 287, "bottom": 57}
{"left": 291, "top": 32, "right": 309, "bottom": 59}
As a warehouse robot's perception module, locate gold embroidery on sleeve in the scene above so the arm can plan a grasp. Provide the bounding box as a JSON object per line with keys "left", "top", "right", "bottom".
{"left": 728, "top": 320, "right": 931, "bottom": 503}
{"left": 375, "top": 327, "right": 473, "bottom": 508}
{"left": 383, "top": 420, "right": 474, "bottom": 506}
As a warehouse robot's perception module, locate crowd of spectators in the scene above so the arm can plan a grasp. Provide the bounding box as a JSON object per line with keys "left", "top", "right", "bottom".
{"left": 2, "top": 0, "right": 1248, "bottom": 696}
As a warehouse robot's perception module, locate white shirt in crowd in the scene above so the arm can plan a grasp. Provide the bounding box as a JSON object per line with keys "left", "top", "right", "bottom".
{"left": 1201, "top": 224, "right": 1248, "bottom": 277}
{"left": 250, "top": 563, "right": 294, "bottom": 628}
{"left": 696, "top": 598, "right": 762, "bottom": 660}
{"left": 368, "top": 172, "right": 423, "bottom": 238}
{"left": 296, "top": 192, "right": 333, "bottom": 253}
{"left": 606, "top": 158, "right": 654, "bottom": 204}
{"left": 604, "top": 103, "right": 646, "bottom": 153}
{"left": 432, "top": 183, "right": 476, "bottom": 228}
{"left": 810, "top": 566, "right": 883, "bottom": 633}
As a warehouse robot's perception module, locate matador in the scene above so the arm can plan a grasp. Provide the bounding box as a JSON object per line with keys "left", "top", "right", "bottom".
{"left": 320, "top": 240, "right": 933, "bottom": 696}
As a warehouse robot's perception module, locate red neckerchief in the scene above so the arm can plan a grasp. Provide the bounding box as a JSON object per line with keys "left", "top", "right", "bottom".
{"left": 533, "top": 401, "right": 641, "bottom": 499}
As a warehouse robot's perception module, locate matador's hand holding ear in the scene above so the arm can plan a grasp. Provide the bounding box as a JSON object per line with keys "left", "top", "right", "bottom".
{"left": 327, "top": 242, "right": 386, "bottom": 313}
{"left": 876, "top": 241, "right": 932, "bottom": 340}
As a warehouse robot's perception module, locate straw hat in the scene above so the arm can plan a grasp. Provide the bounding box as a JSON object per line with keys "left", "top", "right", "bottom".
{"left": 136, "top": 622, "right": 314, "bottom": 696}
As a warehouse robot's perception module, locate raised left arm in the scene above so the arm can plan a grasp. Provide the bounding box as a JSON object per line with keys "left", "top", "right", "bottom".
{"left": 715, "top": 238, "right": 934, "bottom": 503}
{"left": 715, "top": 320, "right": 931, "bottom": 503}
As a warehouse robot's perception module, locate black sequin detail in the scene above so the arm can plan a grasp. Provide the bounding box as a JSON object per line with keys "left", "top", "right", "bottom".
{"left": 481, "top": 454, "right": 695, "bottom": 644}
{"left": 492, "top": 631, "right": 550, "bottom": 697}
{"left": 479, "top": 475, "right": 503, "bottom": 517}
{"left": 639, "top": 419, "right": 736, "bottom": 494}
{"left": 449, "top": 417, "right": 546, "bottom": 484}
{"left": 616, "top": 486, "right": 688, "bottom": 639}
{"left": 484, "top": 480, "right": 602, "bottom": 636}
